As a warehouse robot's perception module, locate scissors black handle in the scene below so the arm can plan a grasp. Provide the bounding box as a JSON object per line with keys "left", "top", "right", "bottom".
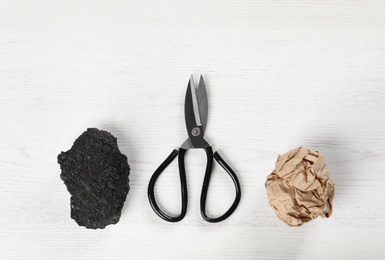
{"left": 148, "top": 147, "right": 241, "bottom": 223}
{"left": 201, "top": 146, "right": 241, "bottom": 223}
{"left": 148, "top": 149, "right": 188, "bottom": 222}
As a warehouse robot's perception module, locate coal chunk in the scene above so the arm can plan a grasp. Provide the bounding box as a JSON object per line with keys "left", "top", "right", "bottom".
{"left": 58, "top": 128, "right": 130, "bottom": 229}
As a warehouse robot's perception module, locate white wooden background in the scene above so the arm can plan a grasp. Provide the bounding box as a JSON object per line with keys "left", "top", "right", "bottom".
{"left": 1, "top": 0, "right": 385, "bottom": 259}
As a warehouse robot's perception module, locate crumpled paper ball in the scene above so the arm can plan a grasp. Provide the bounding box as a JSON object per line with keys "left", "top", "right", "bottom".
{"left": 265, "top": 147, "right": 334, "bottom": 226}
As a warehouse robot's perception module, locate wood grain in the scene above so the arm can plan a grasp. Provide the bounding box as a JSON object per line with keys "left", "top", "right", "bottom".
{"left": 1, "top": 0, "right": 385, "bottom": 259}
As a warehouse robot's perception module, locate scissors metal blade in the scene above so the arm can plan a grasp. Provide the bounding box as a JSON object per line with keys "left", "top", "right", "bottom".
{"left": 189, "top": 75, "right": 202, "bottom": 127}
{"left": 184, "top": 74, "right": 209, "bottom": 149}
{"left": 196, "top": 75, "right": 208, "bottom": 132}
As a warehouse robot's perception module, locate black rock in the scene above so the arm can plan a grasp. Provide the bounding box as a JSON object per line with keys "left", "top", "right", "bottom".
{"left": 58, "top": 128, "right": 130, "bottom": 229}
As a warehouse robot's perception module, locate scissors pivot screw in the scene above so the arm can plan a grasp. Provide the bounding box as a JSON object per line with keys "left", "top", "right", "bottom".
{"left": 191, "top": 127, "right": 201, "bottom": 136}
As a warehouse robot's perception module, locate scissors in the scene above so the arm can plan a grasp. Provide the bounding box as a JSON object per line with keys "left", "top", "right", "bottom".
{"left": 148, "top": 75, "right": 241, "bottom": 223}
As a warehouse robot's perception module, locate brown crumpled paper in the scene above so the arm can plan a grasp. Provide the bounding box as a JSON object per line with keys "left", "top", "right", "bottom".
{"left": 265, "top": 147, "right": 335, "bottom": 226}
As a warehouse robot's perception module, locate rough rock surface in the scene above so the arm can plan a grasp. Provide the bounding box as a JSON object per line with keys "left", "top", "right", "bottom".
{"left": 58, "top": 128, "right": 130, "bottom": 229}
